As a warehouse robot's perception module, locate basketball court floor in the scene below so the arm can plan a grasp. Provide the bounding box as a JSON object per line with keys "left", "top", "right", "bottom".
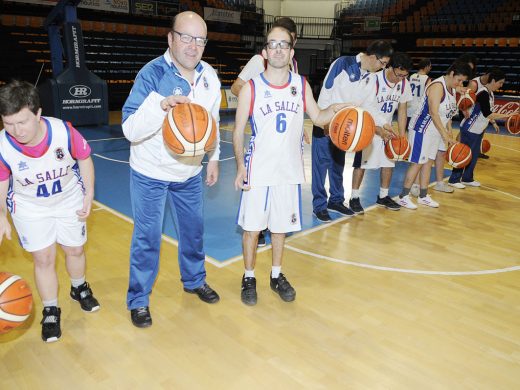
{"left": 1, "top": 116, "right": 520, "bottom": 388}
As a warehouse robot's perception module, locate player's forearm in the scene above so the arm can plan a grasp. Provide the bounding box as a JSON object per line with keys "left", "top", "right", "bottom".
{"left": 122, "top": 92, "right": 166, "bottom": 142}
{"left": 77, "top": 157, "right": 95, "bottom": 198}
{"left": 232, "top": 131, "right": 245, "bottom": 170}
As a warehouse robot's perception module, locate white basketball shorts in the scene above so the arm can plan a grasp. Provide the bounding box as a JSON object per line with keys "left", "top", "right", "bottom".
{"left": 237, "top": 184, "right": 302, "bottom": 233}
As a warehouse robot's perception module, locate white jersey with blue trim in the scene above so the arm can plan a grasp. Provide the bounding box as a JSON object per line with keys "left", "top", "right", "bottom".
{"left": 0, "top": 117, "right": 84, "bottom": 216}
{"left": 461, "top": 83, "right": 493, "bottom": 135}
{"left": 407, "top": 73, "right": 430, "bottom": 117}
{"left": 409, "top": 76, "right": 457, "bottom": 134}
{"left": 245, "top": 71, "right": 306, "bottom": 187}
{"left": 363, "top": 70, "right": 412, "bottom": 127}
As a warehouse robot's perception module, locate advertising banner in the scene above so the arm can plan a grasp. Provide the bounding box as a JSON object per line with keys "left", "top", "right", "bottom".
{"left": 204, "top": 7, "right": 241, "bottom": 24}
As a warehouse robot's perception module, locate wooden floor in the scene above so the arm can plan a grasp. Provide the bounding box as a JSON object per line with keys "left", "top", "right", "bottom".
{"left": 1, "top": 131, "right": 520, "bottom": 389}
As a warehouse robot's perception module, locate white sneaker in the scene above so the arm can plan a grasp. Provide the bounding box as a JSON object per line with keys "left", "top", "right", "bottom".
{"left": 434, "top": 181, "right": 454, "bottom": 193}
{"left": 461, "top": 181, "right": 481, "bottom": 187}
{"left": 410, "top": 183, "right": 420, "bottom": 197}
{"left": 398, "top": 195, "right": 417, "bottom": 210}
{"left": 418, "top": 194, "right": 439, "bottom": 208}
{"left": 448, "top": 182, "right": 465, "bottom": 189}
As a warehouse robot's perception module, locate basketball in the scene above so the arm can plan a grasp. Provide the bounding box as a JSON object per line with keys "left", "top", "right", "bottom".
{"left": 481, "top": 139, "right": 491, "bottom": 154}
{"left": 329, "top": 106, "right": 375, "bottom": 152}
{"left": 456, "top": 90, "right": 476, "bottom": 111}
{"left": 384, "top": 136, "right": 410, "bottom": 161}
{"left": 162, "top": 103, "right": 217, "bottom": 157}
{"left": 0, "top": 272, "right": 33, "bottom": 334}
{"left": 506, "top": 113, "right": 520, "bottom": 135}
{"left": 446, "top": 142, "right": 472, "bottom": 168}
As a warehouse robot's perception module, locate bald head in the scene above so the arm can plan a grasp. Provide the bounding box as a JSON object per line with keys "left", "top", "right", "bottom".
{"left": 172, "top": 11, "right": 207, "bottom": 35}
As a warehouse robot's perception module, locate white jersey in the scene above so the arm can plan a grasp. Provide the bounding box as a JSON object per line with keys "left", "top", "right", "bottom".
{"left": 0, "top": 117, "right": 85, "bottom": 217}
{"left": 409, "top": 76, "right": 457, "bottom": 134}
{"left": 363, "top": 70, "right": 413, "bottom": 127}
{"left": 407, "top": 73, "right": 430, "bottom": 117}
{"left": 461, "top": 83, "right": 493, "bottom": 135}
{"left": 245, "top": 71, "right": 305, "bottom": 187}
{"left": 470, "top": 75, "right": 485, "bottom": 92}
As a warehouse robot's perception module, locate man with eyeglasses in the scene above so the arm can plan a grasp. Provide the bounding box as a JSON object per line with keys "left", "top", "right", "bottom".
{"left": 233, "top": 26, "right": 348, "bottom": 306}
{"left": 311, "top": 40, "right": 393, "bottom": 223}
{"left": 349, "top": 52, "right": 413, "bottom": 213}
{"left": 231, "top": 17, "right": 299, "bottom": 248}
{"left": 122, "top": 11, "right": 221, "bottom": 328}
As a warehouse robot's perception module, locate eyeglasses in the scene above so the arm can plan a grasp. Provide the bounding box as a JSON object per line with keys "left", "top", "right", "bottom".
{"left": 265, "top": 40, "right": 292, "bottom": 50}
{"left": 172, "top": 30, "right": 208, "bottom": 47}
{"left": 392, "top": 67, "right": 409, "bottom": 79}
{"left": 377, "top": 57, "right": 389, "bottom": 67}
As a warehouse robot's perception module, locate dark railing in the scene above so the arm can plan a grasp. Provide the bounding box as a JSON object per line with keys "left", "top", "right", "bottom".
{"left": 263, "top": 15, "right": 336, "bottom": 39}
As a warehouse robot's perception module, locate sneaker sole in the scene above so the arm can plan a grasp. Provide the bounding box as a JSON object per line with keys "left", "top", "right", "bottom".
{"left": 376, "top": 203, "right": 401, "bottom": 211}
{"left": 70, "top": 296, "right": 101, "bottom": 312}
{"left": 312, "top": 213, "right": 332, "bottom": 223}
{"left": 131, "top": 320, "right": 152, "bottom": 328}
{"left": 257, "top": 243, "right": 267, "bottom": 247}
{"left": 327, "top": 208, "right": 355, "bottom": 217}
{"left": 183, "top": 289, "right": 220, "bottom": 304}
{"left": 434, "top": 188, "right": 454, "bottom": 193}
{"left": 43, "top": 335, "right": 61, "bottom": 343}
{"left": 418, "top": 203, "right": 439, "bottom": 208}
{"left": 241, "top": 296, "right": 257, "bottom": 306}
{"left": 271, "top": 287, "right": 296, "bottom": 302}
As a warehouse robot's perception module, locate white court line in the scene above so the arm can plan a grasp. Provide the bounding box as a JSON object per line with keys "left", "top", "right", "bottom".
{"left": 490, "top": 144, "right": 520, "bottom": 153}
{"left": 92, "top": 153, "right": 129, "bottom": 164}
{"left": 284, "top": 245, "right": 520, "bottom": 276}
{"left": 92, "top": 200, "right": 222, "bottom": 267}
{"left": 481, "top": 185, "right": 520, "bottom": 200}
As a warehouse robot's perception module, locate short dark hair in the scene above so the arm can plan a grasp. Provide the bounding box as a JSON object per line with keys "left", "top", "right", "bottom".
{"left": 273, "top": 17, "right": 297, "bottom": 35}
{"left": 265, "top": 26, "right": 294, "bottom": 48}
{"left": 487, "top": 67, "right": 506, "bottom": 83}
{"left": 0, "top": 80, "right": 40, "bottom": 117}
{"left": 417, "top": 58, "right": 431, "bottom": 70}
{"left": 366, "top": 40, "right": 393, "bottom": 59}
{"left": 446, "top": 60, "right": 473, "bottom": 78}
{"left": 390, "top": 52, "right": 413, "bottom": 72}
{"left": 457, "top": 53, "right": 477, "bottom": 67}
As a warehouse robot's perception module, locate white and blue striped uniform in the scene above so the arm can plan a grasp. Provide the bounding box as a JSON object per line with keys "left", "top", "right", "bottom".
{"left": 245, "top": 71, "right": 306, "bottom": 187}
{"left": 408, "top": 76, "right": 457, "bottom": 163}
{"left": 237, "top": 71, "right": 305, "bottom": 233}
{"left": 357, "top": 70, "right": 412, "bottom": 169}
{"left": 0, "top": 117, "right": 86, "bottom": 251}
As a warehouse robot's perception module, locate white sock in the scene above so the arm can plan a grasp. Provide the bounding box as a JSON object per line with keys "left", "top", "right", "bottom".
{"left": 71, "top": 276, "right": 86, "bottom": 288}
{"left": 351, "top": 189, "right": 360, "bottom": 199}
{"left": 271, "top": 266, "right": 281, "bottom": 279}
{"left": 43, "top": 298, "right": 58, "bottom": 308}
{"left": 379, "top": 188, "right": 389, "bottom": 198}
{"left": 245, "top": 269, "right": 255, "bottom": 278}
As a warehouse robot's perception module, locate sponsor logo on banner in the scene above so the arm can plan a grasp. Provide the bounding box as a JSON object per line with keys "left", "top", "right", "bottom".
{"left": 493, "top": 96, "right": 520, "bottom": 121}
{"left": 69, "top": 85, "right": 92, "bottom": 98}
{"left": 223, "top": 89, "right": 237, "bottom": 109}
{"left": 9, "top": 0, "right": 130, "bottom": 13}
{"left": 204, "top": 7, "right": 241, "bottom": 24}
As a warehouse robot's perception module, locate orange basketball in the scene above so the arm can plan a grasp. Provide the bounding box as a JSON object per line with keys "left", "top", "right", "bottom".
{"left": 446, "top": 142, "right": 472, "bottom": 168}
{"left": 0, "top": 272, "right": 33, "bottom": 334}
{"left": 480, "top": 139, "right": 491, "bottom": 154}
{"left": 384, "top": 136, "right": 410, "bottom": 161}
{"left": 329, "top": 107, "right": 375, "bottom": 152}
{"left": 506, "top": 113, "right": 520, "bottom": 135}
{"left": 456, "top": 90, "right": 476, "bottom": 111}
{"left": 162, "top": 103, "right": 217, "bottom": 157}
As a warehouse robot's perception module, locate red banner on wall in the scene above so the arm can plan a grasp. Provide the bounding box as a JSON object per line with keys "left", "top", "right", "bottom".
{"left": 493, "top": 96, "right": 520, "bottom": 122}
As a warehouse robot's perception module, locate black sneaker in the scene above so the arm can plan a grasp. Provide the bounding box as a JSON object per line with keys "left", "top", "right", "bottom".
{"left": 70, "top": 282, "right": 100, "bottom": 312}
{"left": 376, "top": 196, "right": 401, "bottom": 211}
{"left": 257, "top": 230, "right": 267, "bottom": 247}
{"left": 349, "top": 197, "right": 365, "bottom": 214}
{"left": 313, "top": 209, "right": 332, "bottom": 223}
{"left": 41, "top": 306, "right": 61, "bottom": 342}
{"left": 241, "top": 275, "right": 257, "bottom": 306}
{"left": 327, "top": 202, "right": 355, "bottom": 216}
{"left": 270, "top": 273, "right": 296, "bottom": 302}
{"left": 130, "top": 306, "right": 152, "bottom": 328}
{"left": 479, "top": 153, "right": 490, "bottom": 159}
{"left": 184, "top": 283, "right": 220, "bottom": 303}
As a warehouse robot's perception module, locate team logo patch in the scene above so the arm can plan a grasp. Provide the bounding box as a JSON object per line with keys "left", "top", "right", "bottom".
{"left": 18, "top": 161, "right": 29, "bottom": 171}
{"left": 264, "top": 90, "right": 272, "bottom": 98}
{"left": 290, "top": 213, "right": 298, "bottom": 224}
{"left": 173, "top": 86, "right": 184, "bottom": 96}
{"left": 81, "top": 225, "right": 86, "bottom": 237}
{"left": 203, "top": 76, "right": 209, "bottom": 89}
{"left": 365, "top": 76, "right": 370, "bottom": 84}
{"left": 382, "top": 87, "right": 387, "bottom": 93}
{"left": 397, "top": 84, "right": 401, "bottom": 92}
{"left": 290, "top": 86, "right": 297, "bottom": 96}
{"left": 54, "top": 147, "right": 65, "bottom": 161}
